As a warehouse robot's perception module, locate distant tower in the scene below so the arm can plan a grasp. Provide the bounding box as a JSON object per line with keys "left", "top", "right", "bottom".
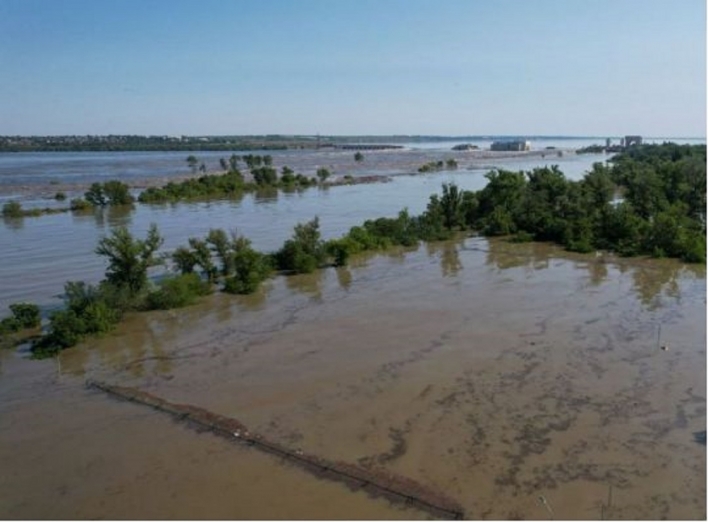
{"left": 606, "top": 138, "right": 611, "bottom": 147}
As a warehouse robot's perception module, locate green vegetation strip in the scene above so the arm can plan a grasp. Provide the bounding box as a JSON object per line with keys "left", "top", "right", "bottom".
{"left": 4, "top": 143, "right": 705, "bottom": 358}
{"left": 86, "top": 380, "right": 465, "bottom": 520}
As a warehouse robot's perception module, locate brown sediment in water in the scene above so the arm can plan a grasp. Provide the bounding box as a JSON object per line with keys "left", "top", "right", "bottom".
{"left": 1, "top": 239, "right": 705, "bottom": 519}
{"left": 86, "top": 379, "right": 464, "bottom": 519}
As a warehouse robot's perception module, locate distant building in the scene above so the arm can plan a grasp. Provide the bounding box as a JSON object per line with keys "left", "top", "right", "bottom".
{"left": 490, "top": 140, "right": 530, "bottom": 152}
{"left": 624, "top": 135, "right": 642, "bottom": 147}
{"left": 606, "top": 138, "right": 611, "bottom": 147}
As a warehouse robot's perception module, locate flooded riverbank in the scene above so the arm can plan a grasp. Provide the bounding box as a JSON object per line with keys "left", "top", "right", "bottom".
{"left": 1, "top": 238, "right": 704, "bottom": 519}
{"left": 0, "top": 150, "right": 608, "bottom": 312}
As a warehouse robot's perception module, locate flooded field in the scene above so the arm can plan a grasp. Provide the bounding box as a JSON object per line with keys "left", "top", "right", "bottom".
{"left": 0, "top": 149, "right": 609, "bottom": 312}
{"left": 1, "top": 238, "right": 704, "bottom": 519}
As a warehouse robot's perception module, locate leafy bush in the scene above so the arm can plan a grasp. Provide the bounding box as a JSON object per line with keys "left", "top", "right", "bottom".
{"left": 85, "top": 181, "right": 134, "bottom": 206}
{"left": 275, "top": 218, "right": 327, "bottom": 273}
{"left": 32, "top": 282, "right": 123, "bottom": 356}
{"left": 103, "top": 180, "right": 135, "bottom": 205}
{"left": 85, "top": 182, "right": 107, "bottom": 206}
{"left": 9, "top": 303, "right": 40, "bottom": 329}
{"left": 70, "top": 198, "right": 93, "bottom": 212}
{"left": 325, "top": 238, "right": 355, "bottom": 267}
{"left": 0, "top": 302, "right": 41, "bottom": 336}
{"left": 2, "top": 200, "right": 23, "bottom": 218}
{"left": 54, "top": 191, "right": 67, "bottom": 201}
{"left": 145, "top": 273, "right": 211, "bottom": 310}
{"left": 223, "top": 236, "right": 272, "bottom": 294}
{"left": 317, "top": 168, "right": 331, "bottom": 182}
{"left": 509, "top": 231, "right": 534, "bottom": 243}
{"left": 0, "top": 316, "right": 21, "bottom": 336}
{"left": 172, "top": 246, "right": 198, "bottom": 274}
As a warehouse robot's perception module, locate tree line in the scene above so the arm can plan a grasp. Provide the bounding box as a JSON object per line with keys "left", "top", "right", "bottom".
{"left": 2, "top": 143, "right": 704, "bottom": 357}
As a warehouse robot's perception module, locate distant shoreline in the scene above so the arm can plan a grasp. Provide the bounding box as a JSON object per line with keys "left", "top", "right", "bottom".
{"left": 2, "top": 134, "right": 694, "bottom": 153}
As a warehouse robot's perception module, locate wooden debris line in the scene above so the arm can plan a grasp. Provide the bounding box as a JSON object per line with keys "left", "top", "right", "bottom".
{"left": 86, "top": 380, "right": 465, "bottom": 520}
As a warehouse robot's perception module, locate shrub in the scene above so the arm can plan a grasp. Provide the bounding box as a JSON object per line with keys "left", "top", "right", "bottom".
{"left": 33, "top": 293, "right": 120, "bottom": 356}
{"left": 677, "top": 230, "right": 706, "bottom": 263}
{"left": 172, "top": 246, "right": 198, "bottom": 274}
{"left": 275, "top": 218, "right": 327, "bottom": 273}
{"left": 0, "top": 303, "right": 40, "bottom": 336}
{"left": 145, "top": 273, "right": 211, "bottom": 310}
{"left": 509, "top": 231, "right": 534, "bottom": 243}
{"left": 2, "top": 200, "right": 23, "bottom": 218}
{"left": 9, "top": 303, "right": 40, "bottom": 329}
{"left": 85, "top": 182, "right": 107, "bottom": 206}
{"left": 103, "top": 180, "right": 134, "bottom": 205}
{"left": 0, "top": 316, "right": 21, "bottom": 336}
{"left": 316, "top": 168, "right": 331, "bottom": 182}
{"left": 70, "top": 198, "right": 93, "bottom": 212}
{"left": 54, "top": 191, "right": 67, "bottom": 201}
{"left": 325, "top": 238, "right": 354, "bottom": 267}
{"left": 223, "top": 237, "right": 272, "bottom": 294}
{"left": 86, "top": 181, "right": 134, "bottom": 206}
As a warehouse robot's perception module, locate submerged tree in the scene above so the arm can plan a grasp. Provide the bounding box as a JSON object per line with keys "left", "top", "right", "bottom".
{"left": 186, "top": 155, "right": 198, "bottom": 173}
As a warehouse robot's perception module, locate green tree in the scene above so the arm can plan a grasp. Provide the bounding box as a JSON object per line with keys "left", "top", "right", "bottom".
{"left": 2, "top": 200, "right": 23, "bottom": 218}
{"left": 95, "top": 224, "right": 164, "bottom": 294}
{"left": 354, "top": 152, "right": 364, "bottom": 162}
{"left": 85, "top": 182, "right": 107, "bottom": 206}
{"left": 224, "top": 235, "right": 272, "bottom": 294}
{"left": 172, "top": 246, "right": 198, "bottom": 274}
{"left": 145, "top": 273, "right": 211, "bottom": 310}
{"left": 276, "top": 217, "right": 326, "bottom": 273}
{"left": 206, "top": 228, "right": 233, "bottom": 276}
{"left": 316, "top": 168, "right": 331, "bottom": 183}
{"left": 9, "top": 303, "right": 40, "bottom": 329}
{"left": 188, "top": 237, "right": 218, "bottom": 283}
{"left": 229, "top": 154, "right": 240, "bottom": 171}
{"left": 103, "top": 180, "right": 134, "bottom": 205}
{"left": 440, "top": 183, "right": 464, "bottom": 230}
{"left": 186, "top": 155, "right": 199, "bottom": 173}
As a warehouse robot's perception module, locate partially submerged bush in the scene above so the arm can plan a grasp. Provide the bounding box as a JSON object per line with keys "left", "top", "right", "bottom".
{"left": 0, "top": 302, "right": 40, "bottom": 337}
{"left": 145, "top": 273, "right": 212, "bottom": 310}
{"left": 223, "top": 236, "right": 273, "bottom": 294}
{"left": 2, "top": 200, "right": 23, "bottom": 218}
{"left": 85, "top": 180, "right": 134, "bottom": 206}
{"left": 32, "top": 281, "right": 124, "bottom": 357}
{"left": 70, "top": 198, "right": 93, "bottom": 212}
{"left": 275, "top": 218, "right": 327, "bottom": 273}
{"left": 9, "top": 303, "right": 40, "bottom": 329}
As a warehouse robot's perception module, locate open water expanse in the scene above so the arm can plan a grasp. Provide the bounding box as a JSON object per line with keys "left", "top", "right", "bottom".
{"left": 0, "top": 138, "right": 705, "bottom": 519}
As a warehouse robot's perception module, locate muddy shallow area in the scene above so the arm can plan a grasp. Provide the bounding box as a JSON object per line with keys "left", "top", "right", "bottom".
{"left": 1, "top": 238, "right": 705, "bottom": 519}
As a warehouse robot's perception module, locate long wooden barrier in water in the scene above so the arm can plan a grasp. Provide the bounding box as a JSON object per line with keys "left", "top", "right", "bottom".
{"left": 86, "top": 380, "right": 465, "bottom": 520}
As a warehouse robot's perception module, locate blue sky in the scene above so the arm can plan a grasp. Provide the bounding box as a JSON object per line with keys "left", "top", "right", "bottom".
{"left": 0, "top": 0, "right": 705, "bottom": 136}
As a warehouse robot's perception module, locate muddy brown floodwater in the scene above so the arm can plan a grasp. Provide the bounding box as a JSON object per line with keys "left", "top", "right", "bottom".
{"left": 0, "top": 238, "right": 705, "bottom": 519}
